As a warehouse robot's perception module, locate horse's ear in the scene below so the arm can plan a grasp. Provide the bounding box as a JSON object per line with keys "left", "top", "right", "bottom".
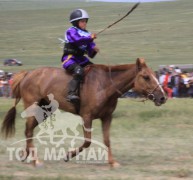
{"left": 136, "top": 58, "right": 146, "bottom": 71}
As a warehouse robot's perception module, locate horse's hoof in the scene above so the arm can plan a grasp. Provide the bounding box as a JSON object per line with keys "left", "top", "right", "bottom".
{"left": 110, "top": 161, "right": 120, "bottom": 168}
{"left": 64, "top": 158, "right": 69, "bottom": 162}
{"left": 64, "top": 155, "right": 69, "bottom": 162}
{"left": 35, "top": 159, "right": 44, "bottom": 168}
{"left": 64, "top": 149, "right": 77, "bottom": 162}
{"left": 19, "top": 149, "right": 27, "bottom": 162}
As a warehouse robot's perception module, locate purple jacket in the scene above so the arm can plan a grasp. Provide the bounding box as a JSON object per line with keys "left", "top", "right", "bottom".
{"left": 62, "top": 26, "right": 97, "bottom": 69}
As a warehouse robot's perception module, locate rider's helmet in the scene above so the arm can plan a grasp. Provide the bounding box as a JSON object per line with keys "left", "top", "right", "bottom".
{"left": 69, "top": 9, "right": 89, "bottom": 27}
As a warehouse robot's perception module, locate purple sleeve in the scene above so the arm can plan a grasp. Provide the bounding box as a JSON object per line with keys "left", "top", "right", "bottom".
{"left": 67, "top": 28, "right": 93, "bottom": 46}
{"left": 87, "top": 42, "right": 98, "bottom": 58}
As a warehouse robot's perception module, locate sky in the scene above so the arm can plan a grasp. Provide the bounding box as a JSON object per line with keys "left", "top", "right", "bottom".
{"left": 89, "top": 0, "right": 176, "bottom": 3}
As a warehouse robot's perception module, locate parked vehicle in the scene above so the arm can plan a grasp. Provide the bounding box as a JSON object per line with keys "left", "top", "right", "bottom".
{"left": 4, "top": 59, "right": 22, "bottom": 66}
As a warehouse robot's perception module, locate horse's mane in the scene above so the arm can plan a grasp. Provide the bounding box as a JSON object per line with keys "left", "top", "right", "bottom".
{"left": 87, "top": 63, "right": 135, "bottom": 72}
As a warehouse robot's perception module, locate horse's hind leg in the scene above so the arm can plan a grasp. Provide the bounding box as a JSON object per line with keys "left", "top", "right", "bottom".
{"left": 23, "top": 116, "right": 39, "bottom": 166}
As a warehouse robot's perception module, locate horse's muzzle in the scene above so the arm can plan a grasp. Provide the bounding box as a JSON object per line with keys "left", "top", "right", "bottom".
{"left": 147, "top": 93, "right": 166, "bottom": 106}
{"left": 154, "top": 96, "right": 167, "bottom": 106}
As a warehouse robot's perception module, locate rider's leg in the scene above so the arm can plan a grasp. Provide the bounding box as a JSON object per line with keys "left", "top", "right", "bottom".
{"left": 66, "top": 64, "right": 84, "bottom": 102}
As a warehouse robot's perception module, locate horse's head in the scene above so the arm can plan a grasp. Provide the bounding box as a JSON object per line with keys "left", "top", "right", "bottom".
{"left": 133, "top": 58, "right": 166, "bottom": 106}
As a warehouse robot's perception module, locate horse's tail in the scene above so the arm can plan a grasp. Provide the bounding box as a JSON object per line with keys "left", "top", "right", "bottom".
{"left": 1, "top": 71, "right": 28, "bottom": 139}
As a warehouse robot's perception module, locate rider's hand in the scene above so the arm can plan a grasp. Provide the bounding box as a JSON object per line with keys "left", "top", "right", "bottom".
{"left": 91, "top": 33, "right": 97, "bottom": 39}
{"left": 93, "top": 46, "right": 99, "bottom": 53}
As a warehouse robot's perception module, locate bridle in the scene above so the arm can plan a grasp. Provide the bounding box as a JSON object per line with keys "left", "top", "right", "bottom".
{"left": 144, "top": 83, "right": 161, "bottom": 102}
{"left": 108, "top": 63, "right": 161, "bottom": 103}
{"left": 98, "top": 52, "right": 161, "bottom": 103}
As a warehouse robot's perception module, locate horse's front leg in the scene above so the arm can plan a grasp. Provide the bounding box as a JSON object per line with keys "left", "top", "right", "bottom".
{"left": 64, "top": 116, "right": 92, "bottom": 161}
{"left": 70, "top": 127, "right": 79, "bottom": 147}
{"left": 101, "top": 114, "right": 120, "bottom": 167}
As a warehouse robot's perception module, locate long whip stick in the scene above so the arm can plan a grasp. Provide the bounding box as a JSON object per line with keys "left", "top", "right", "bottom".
{"left": 97, "top": 2, "right": 140, "bottom": 35}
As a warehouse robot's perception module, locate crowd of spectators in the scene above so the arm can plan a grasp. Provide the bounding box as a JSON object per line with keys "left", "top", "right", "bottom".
{"left": 0, "top": 72, "right": 13, "bottom": 98}
{"left": 122, "top": 65, "right": 193, "bottom": 99}
{"left": 157, "top": 66, "right": 193, "bottom": 98}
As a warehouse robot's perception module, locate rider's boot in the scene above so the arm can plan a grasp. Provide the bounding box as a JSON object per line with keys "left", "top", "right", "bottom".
{"left": 66, "top": 78, "right": 80, "bottom": 103}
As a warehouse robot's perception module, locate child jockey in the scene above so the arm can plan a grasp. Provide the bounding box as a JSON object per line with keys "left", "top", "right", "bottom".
{"left": 61, "top": 9, "right": 99, "bottom": 103}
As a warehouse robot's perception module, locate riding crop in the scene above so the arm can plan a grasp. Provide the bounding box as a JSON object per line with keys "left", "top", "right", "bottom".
{"left": 97, "top": 2, "right": 140, "bottom": 35}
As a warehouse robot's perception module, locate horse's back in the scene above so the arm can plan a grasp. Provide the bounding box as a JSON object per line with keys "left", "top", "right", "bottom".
{"left": 29, "top": 67, "right": 70, "bottom": 80}
{"left": 18, "top": 65, "right": 108, "bottom": 114}
{"left": 19, "top": 67, "right": 69, "bottom": 101}
{"left": 21, "top": 67, "right": 70, "bottom": 88}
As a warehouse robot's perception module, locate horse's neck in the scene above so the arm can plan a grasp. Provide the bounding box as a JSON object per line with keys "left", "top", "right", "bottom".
{"left": 91, "top": 64, "right": 136, "bottom": 97}
{"left": 107, "top": 64, "right": 136, "bottom": 96}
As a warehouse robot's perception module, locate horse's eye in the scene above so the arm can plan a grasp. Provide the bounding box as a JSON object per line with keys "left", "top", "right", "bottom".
{"left": 143, "top": 75, "right": 150, "bottom": 81}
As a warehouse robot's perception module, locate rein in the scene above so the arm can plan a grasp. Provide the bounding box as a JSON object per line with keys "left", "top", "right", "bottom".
{"left": 129, "top": 84, "right": 160, "bottom": 104}
{"left": 98, "top": 53, "right": 160, "bottom": 103}
{"left": 98, "top": 52, "right": 128, "bottom": 96}
{"left": 145, "top": 84, "right": 161, "bottom": 102}
{"left": 108, "top": 66, "right": 123, "bottom": 96}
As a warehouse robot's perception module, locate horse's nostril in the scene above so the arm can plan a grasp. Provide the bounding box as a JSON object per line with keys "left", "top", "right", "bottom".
{"left": 148, "top": 94, "right": 154, "bottom": 100}
{"left": 160, "top": 97, "right": 166, "bottom": 103}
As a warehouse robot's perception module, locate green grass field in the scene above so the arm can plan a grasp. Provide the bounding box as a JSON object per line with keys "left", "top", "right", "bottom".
{"left": 1, "top": 0, "right": 193, "bottom": 179}
{"left": 1, "top": 98, "right": 193, "bottom": 179}
{"left": 0, "top": 0, "right": 193, "bottom": 71}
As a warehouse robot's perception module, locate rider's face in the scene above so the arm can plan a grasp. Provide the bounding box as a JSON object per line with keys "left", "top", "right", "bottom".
{"left": 78, "top": 19, "right": 87, "bottom": 30}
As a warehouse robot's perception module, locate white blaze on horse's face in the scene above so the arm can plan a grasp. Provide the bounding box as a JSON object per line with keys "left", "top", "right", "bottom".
{"left": 146, "top": 70, "right": 166, "bottom": 106}
{"left": 135, "top": 68, "right": 166, "bottom": 106}
{"left": 151, "top": 74, "right": 165, "bottom": 94}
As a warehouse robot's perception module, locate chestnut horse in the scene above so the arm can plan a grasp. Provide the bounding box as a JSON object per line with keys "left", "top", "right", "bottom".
{"left": 1, "top": 58, "right": 166, "bottom": 167}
